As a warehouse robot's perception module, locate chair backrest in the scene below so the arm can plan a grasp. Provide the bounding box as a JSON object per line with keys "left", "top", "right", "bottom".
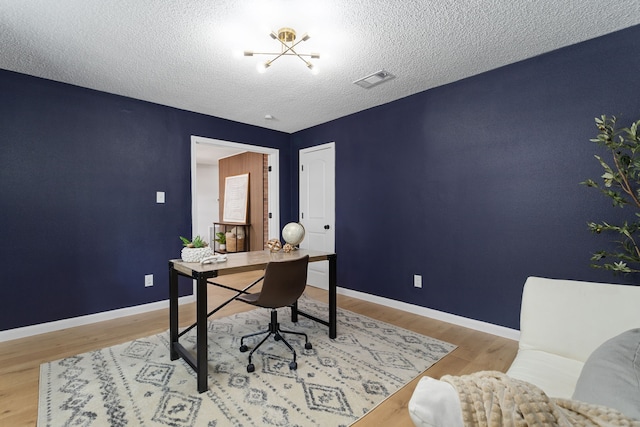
{"left": 253, "top": 255, "right": 310, "bottom": 308}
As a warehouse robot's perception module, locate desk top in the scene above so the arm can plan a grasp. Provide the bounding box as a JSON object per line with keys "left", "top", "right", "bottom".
{"left": 170, "top": 249, "right": 335, "bottom": 277}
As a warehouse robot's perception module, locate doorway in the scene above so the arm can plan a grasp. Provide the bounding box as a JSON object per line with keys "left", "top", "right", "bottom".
{"left": 190, "top": 136, "right": 280, "bottom": 247}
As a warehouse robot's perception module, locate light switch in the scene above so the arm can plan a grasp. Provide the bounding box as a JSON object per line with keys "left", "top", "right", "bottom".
{"left": 156, "top": 192, "right": 165, "bottom": 203}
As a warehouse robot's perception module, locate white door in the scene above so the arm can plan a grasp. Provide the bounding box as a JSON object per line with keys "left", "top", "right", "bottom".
{"left": 299, "top": 142, "right": 335, "bottom": 289}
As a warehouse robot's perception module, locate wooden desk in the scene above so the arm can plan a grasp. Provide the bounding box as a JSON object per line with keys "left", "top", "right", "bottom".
{"left": 168, "top": 249, "right": 337, "bottom": 393}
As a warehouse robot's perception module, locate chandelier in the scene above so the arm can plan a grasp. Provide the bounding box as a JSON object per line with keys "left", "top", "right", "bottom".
{"left": 244, "top": 27, "right": 320, "bottom": 73}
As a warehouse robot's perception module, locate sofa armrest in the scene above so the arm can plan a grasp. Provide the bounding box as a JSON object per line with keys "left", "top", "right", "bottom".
{"left": 408, "top": 376, "right": 464, "bottom": 427}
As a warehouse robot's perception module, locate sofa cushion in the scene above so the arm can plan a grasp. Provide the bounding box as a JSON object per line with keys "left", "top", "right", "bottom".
{"left": 506, "top": 349, "right": 584, "bottom": 399}
{"left": 572, "top": 328, "right": 640, "bottom": 420}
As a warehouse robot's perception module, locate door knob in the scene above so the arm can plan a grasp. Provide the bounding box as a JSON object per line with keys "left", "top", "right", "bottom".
{"left": 324, "top": 225, "right": 330, "bottom": 230}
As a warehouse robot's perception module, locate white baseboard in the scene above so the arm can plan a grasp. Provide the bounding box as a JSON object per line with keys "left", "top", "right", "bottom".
{"left": 0, "top": 295, "right": 195, "bottom": 343}
{"left": 1, "top": 288, "right": 520, "bottom": 343}
{"left": 336, "top": 287, "right": 521, "bottom": 341}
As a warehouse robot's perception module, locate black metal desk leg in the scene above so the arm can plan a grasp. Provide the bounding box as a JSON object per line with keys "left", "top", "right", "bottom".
{"left": 328, "top": 254, "right": 337, "bottom": 339}
{"left": 169, "top": 262, "right": 179, "bottom": 360}
{"left": 196, "top": 274, "right": 209, "bottom": 393}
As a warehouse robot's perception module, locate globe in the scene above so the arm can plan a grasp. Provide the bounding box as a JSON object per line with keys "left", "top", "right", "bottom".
{"left": 282, "top": 222, "right": 305, "bottom": 246}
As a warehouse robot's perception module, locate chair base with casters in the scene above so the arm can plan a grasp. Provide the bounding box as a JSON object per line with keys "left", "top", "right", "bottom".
{"left": 239, "top": 308, "right": 312, "bottom": 373}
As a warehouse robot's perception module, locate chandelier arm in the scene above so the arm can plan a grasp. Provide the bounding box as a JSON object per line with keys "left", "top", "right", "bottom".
{"left": 290, "top": 48, "right": 311, "bottom": 66}
{"left": 272, "top": 37, "right": 291, "bottom": 53}
{"left": 273, "top": 34, "right": 308, "bottom": 54}
{"left": 265, "top": 49, "right": 290, "bottom": 65}
{"left": 277, "top": 45, "right": 314, "bottom": 69}
{"left": 251, "top": 52, "right": 316, "bottom": 57}
{"left": 265, "top": 43, "right": 305, "bottom": 66}
{"left": 250, "top": 51, "right": 285, "bottom": 56}
{"left": 268, "top": 42, "right": 297, "bottom": 65}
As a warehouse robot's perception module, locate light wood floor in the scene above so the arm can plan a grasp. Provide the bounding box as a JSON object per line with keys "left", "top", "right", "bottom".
{"left": 0, "top": 271, "right": 518, "bottom": 426}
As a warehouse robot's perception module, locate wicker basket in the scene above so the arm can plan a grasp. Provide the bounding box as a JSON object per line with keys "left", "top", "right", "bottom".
{"left": 225, "top": 232, "right": 245, "bottom": 252}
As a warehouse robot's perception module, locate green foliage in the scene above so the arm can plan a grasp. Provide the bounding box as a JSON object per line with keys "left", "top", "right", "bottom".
{"left": 214, "top": 232, "right": 226, "bottom": 244}
{"left": 582, "top": 115, "right": 640, "bottom": 273}
{"left": 179, "top": 235, "right": 208, "bottom": 248}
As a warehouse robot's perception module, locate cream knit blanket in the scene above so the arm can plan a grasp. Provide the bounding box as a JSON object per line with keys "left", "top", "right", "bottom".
{"left": 441, "top": 371, "right": 640, "bottom": 427}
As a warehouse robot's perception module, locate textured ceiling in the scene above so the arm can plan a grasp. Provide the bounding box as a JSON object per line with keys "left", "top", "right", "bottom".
{"left": 1, "top": 0, "right": 639, "bottom": 133}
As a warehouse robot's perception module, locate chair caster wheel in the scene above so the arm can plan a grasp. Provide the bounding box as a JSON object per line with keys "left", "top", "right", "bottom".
{"left": 289, "top": 361, "right": 297, "bottom": 370}
{"left": 240, "top": 345, "right": 248, "bottom": 352}
{"left": 247, "top": 363, "right": 255, "bottom": 373}
{"left": 274, "top": 334, "right": 281, "bottom": 341}
{"left": 305, "top": 343, "right": 312, "bottom": 350}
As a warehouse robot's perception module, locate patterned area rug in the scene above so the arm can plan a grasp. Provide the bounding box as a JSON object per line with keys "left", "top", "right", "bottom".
{"left": 38, "top": 295, "right": 455, "bottom": 426}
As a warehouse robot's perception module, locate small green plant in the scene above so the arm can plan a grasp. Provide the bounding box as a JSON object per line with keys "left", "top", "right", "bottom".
{"left": 214, "top": 232, "right": 226, "bottom": 244}
{"left": 582, "top": 115, "right": 640, "bottom": 273}
{"left": 179, "top": 235, "right": 208, "bottom": 248}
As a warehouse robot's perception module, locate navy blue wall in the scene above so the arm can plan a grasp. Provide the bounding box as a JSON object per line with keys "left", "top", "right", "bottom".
{"left": 0, "top": 71, "right": 291, "bottom": 331}
{"left": 2, "top": 25, "right": 639, "bottom": 333}
{"left": 291, "top": 25, "right": 640, "bottom": 329}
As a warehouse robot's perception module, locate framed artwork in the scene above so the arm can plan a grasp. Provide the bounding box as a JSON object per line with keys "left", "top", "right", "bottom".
{"left": 223, "top": 173, "right": 249, "bottom": 223}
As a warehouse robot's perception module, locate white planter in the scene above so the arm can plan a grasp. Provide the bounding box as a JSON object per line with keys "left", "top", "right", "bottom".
{"left": 181, "top": 246, "right": 214, "bottom": 262}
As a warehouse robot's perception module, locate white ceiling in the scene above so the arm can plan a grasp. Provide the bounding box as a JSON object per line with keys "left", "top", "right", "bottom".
{"left": 1, "top": 1, "right": 639, "bottom": 133}
{"left": 196, "top": 143, "right": 246, "bottom": 166}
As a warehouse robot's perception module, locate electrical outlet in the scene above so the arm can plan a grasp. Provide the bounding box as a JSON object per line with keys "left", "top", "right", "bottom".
{"left": 413, "top": 274, "right": 422, "bottom": 288}
{"left": 145, "top": 274, "right": 153, "bottom": 287}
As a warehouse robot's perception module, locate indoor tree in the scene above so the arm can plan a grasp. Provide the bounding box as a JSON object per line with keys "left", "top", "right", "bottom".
{"left": 582, "top": 115, "right": 640, "bottom": 273}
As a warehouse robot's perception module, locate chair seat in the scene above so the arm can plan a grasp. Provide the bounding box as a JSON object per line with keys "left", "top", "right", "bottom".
{"left": 237, "top": 293, "right": 260, "bottom": 305}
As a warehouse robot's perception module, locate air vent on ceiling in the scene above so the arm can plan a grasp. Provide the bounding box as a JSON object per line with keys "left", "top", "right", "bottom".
{"left": 353, "top": 70, "right": 395, "bottom": 89}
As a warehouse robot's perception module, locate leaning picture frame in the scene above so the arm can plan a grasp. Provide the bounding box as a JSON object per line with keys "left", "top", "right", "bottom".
{"left": 222, "top": 173, "right": 249, "bottom": 223}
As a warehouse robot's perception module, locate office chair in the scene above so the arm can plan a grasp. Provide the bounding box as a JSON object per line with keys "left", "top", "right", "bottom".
{"left": 237, "top": 255, "right": 312, "bottom": 373}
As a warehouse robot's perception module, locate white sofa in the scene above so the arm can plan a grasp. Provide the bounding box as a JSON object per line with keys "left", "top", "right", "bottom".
{"left": 408, "top": 276, "right": 640, "bottom": 426}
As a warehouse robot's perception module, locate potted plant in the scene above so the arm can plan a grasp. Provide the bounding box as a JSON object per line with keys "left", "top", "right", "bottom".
{"left": 214, "top": 232, "right": 226, "bottom": 251}
{"left": 582, "top": 115, "right": 640, "bottom": 273}
{"left": 179, "top": 235, "right": 214, "bottom": 262}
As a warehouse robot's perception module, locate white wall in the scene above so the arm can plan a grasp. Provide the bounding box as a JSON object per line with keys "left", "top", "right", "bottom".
{"left": 196, "top": 163, "right": 219, "bottom": 244}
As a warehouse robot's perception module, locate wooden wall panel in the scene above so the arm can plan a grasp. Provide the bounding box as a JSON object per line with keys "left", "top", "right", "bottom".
{"left": 218, "top": 152, "right": 266, "bottom": 250}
